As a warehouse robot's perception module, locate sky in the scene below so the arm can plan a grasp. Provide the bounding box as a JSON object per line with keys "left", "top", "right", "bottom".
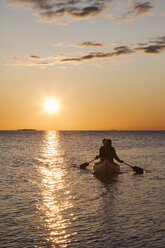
{"left": 0, "top": 0, "right": 165, "bottom": 130}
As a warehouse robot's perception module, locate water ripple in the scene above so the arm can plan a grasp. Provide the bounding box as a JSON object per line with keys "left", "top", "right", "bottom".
{"left": 0, "top": 131, "right": 164, "bottom": 247}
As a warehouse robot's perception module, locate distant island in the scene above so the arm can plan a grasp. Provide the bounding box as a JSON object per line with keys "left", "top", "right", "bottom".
{"left": 17, "top": 129, "right": 38, "bottom": 131}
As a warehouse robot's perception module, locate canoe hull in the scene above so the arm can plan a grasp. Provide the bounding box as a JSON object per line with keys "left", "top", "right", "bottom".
{"left": 93, "top": 159, "right": 120, "bottom": 178}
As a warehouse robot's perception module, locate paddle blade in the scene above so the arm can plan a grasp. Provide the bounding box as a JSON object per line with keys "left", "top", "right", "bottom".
{"left": 80, "top": 162, "right": 89, "bottom": 169}
{"left": 133, "top": 166, "right": 144, "bottom": 174}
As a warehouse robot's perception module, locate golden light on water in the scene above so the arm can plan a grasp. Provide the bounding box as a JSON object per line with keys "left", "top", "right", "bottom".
{"left": 37, "top": 131, "right": 76, "bottom": 247}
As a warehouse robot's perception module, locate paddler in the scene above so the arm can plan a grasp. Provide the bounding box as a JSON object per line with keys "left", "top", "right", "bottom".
{"left": 95, "top": 138, "right": 107, "bottom": 161}
{"left": 105, "top": 139, "right": 123, "bottom": 164}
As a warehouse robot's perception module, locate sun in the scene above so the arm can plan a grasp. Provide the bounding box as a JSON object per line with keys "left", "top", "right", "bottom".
{"left": 45, "top": 99, "right": 59, "bottom": 113}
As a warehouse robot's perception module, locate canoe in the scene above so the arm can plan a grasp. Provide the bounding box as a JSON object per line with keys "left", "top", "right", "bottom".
{"left": 93, "top": 159, "right": 120, "bottom": 178}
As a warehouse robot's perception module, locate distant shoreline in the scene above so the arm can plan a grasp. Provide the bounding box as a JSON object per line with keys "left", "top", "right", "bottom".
{"left": 0, "top": 129, "right": 164, "bottom": 132}
{"left": 16, "top": 129, "right": 46, "bottom": 132}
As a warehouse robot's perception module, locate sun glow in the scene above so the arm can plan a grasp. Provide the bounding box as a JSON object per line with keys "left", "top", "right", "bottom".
{"left": 45, "top": 99, "right": 59, "bottom": 113}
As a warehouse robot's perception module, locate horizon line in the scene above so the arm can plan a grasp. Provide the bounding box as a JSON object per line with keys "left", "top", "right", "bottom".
{"left": 0, "top": 129, "right": 164, "bottom": 132}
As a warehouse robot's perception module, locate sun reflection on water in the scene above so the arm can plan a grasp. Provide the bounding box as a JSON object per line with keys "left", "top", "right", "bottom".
{"left": 37, "top": 131, "right": 76, "bottom": 247}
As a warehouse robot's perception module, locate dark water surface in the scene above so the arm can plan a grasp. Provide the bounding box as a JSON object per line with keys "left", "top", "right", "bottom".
{"left": 0, "top": 131, "right": 164, "bottom": 247}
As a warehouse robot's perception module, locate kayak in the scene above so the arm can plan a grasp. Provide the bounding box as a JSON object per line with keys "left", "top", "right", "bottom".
{"left": 93, "top": 159, "right": 120, "bottom": 177}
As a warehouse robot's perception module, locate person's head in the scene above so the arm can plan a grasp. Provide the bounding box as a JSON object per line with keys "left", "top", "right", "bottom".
{"left": 102, "top": 138, "right": 107, "bottom": 146}
{"left": 106, "top": 139, "right": 112, "bottom": 147}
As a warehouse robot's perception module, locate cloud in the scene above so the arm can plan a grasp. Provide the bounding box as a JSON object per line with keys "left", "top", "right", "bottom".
{"left": 7, "top": 35, "right": 165, "bottom": 67}
{"left": 29, "top": 55, "right": 42, "bottom": 59}
{"left": 70, "top": 41, "right": 103, "bottom": 47}
{"left": 160, "top": 11, "right": 165, "bottom": 16}
{"left": 115, "top": 1, "right": 154, "bottom": 21}
{"left": 38, "top": 5, "right": 105, "bottom": 22}
{"left": 52, "top": 41, "right": 103, "bottom": 47}
{"left": 109, "top": 41, "right": 121, "bottom": 46}
{"left": 7, "top": 46, "right": 134, "bottom": 67}
{"left": 133, "top": 2, "right": 153, "bottom": 15}
{"left": 61, "top": 46, "right": 134, "bottom": 62}
{"left": 61, "top": 36, "right": 165, "bottom": 62}
{"left": 136, "top": 36, "right": 165, "bottom": 54}
{"left": 10, "top": 0, "right": 53, "bottom": 9}
{"left": 52, "top": 42, "right": 64, "bottom": 47}
{"left": 10, "top": 55, "right": 56, "bottom": 67}
{"left": 10, "top": 0, "right": 112, "bottom": 22}
{"left": 133, "top": 42, "right": 148, "bottom": 47}
{"left": 10, "top": 1, "right": 158, "bottom": 23}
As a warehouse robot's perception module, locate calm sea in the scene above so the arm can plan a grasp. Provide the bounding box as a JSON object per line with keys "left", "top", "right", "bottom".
{"left": 0, "top": 131, "right": 164, "bottom": 248}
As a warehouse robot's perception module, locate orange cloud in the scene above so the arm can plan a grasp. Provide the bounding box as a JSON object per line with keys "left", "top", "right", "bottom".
{"left": 160, "top": 11, "right": 165, "bottom": 16}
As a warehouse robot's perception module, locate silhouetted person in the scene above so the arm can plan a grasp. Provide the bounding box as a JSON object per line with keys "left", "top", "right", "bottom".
{"left": 104, "top": 139, "right": 123, "bottom": 164}
{"left": 96, "top": 138, "right": 107, "bottom": 161}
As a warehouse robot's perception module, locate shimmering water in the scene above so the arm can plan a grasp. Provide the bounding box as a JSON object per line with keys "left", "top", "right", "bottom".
{"left": 0, "top": 131, "right": 164, "bottom": 248}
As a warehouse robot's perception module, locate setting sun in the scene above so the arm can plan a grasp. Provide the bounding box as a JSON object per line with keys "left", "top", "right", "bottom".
{"left": 45, "top": 99, "right": 59, "bottom": 113}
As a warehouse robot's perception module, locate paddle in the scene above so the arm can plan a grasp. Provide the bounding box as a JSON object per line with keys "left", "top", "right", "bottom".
{"left": 79, "top": 158, "right": 96, "bottom": 169}
{"left": 123, "top": 162, "right": 145, "bottom": 174}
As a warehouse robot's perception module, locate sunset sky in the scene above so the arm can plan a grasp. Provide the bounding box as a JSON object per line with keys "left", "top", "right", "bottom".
{"left": 0, "top": 0, "right": 165, "bottom": 130}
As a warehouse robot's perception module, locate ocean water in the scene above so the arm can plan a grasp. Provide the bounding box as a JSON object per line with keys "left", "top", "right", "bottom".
{"left": 0, "top": 130, "right": 164, "bottom": 248}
